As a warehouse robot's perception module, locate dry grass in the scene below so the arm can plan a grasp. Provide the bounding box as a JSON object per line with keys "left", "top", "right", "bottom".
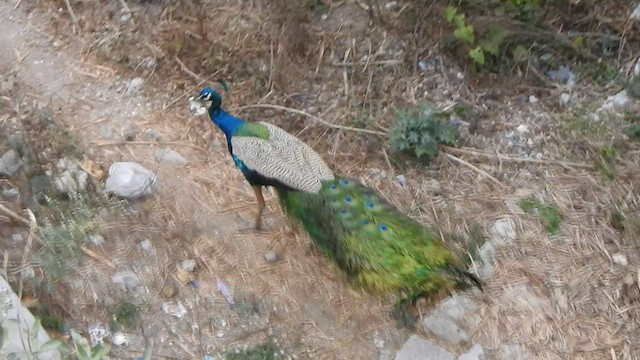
{"left": 2, "top": 0, "right": 639, "bottom": 359}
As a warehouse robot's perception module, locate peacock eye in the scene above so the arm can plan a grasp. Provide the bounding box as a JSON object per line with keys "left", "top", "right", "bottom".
{"left": 329, "top": 184, "right": 337, "bottom": 190}
{"left": 339, "top": 209, "right": 348, "bottom": 215}
{"left": 345, "top": 196, "right": 352, "bottom": 203}
{"left": 366, "top": 202, "right": 374, "bottom": 209}
{"left": 379, "top": 224, "right": 388, "bottom": 231}
{"left": 341, "top": 179, "right": 349, "bottom": 186}
{"left": 361, "top": 219, "right": 369, "bottom": 225}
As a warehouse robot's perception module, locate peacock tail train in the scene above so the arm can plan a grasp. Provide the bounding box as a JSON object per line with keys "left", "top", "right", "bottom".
{"left": 276, "top": 177, "right": 482, "bottom": 301}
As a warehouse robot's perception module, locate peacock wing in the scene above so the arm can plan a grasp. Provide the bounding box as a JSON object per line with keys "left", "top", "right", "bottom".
{"left": 231, "top": 123, "right": 334, "bottom": 193}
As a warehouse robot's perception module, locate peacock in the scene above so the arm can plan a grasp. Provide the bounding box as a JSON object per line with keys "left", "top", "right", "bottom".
{"left": 197, "top": 85, "right": 481, "bottom": 305}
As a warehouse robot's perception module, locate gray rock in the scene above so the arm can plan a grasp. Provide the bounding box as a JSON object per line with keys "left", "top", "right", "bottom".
{"left": 459, "top": 344, "right": 485, "bottom": 360}
{"left": 559, "top": 93, "right": 571, "bottom": 106}
{"left": 395, "top": 175, "right": 407, "bottom": 187}
{"left": 153, "top": 148, "right": 187, "bottom": 166}
{"left": 0, "top": 276, "right": 61, "bottom": 359}
{"left": 89, "top": 234, "right": 105, "bottom": 246}
{"left": 264, "top": 251, "right": 278, "bottom": 264}
{"left": 489, "top": 217, "right": 516, "bottom": 246}
{"left": 54, "top": 157, "right": 88, "bottom": 194}
{"left": 394, "top": 335, "right": 456, "bottom": 360}
{"left": 477, "top": 241, "right": 497, "bottom": 280}
{"left": 0, "top": 149, "right": 23, "bottom": 177}
{"left": 180, "top": 259, "right": 197, "bottom": 272}
{"left": 127, "top": 77, "right": 145, "bottom": 93}
{"left": 2, "top": 187, "right": 19, "bottom": 200}
{"left": 142, "top": 128, "right": 161, "bottom": 141}
{"left": 423, "top": 311, "right": 469, "bottom": 345}
{"left": 11, "top": 234, "right": 24, "bottom": 244}
{"left": 612, "top": 90, "right": 631, "bottom": 110}
{"left": 138, "top": 239, "right": 154, "bottom": 254}
{"left": 105, "top": 162, "right": 157, "bottom": 199}
{"left": 498, "top": 344, "right": 529, "bottom": 360}
{"left": 112, "top": 271, "right": 140, "bottom": 290}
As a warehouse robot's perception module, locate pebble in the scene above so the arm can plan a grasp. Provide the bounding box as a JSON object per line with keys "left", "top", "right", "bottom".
{"left": 490, "top": 217, "right": 517, "bottom": 246}
{"left": 180, "top": 259, "right": 197, "bottom": 272}
{"left": 162, "top": 301, "right": 187, "bottom": 318}
{"left": 2, "top": 187, "right": 19, "bottom": 200}
{"left": 54, "top": 158, "right": 88, "bottom": 194}
{"left": 612, "top": 253, "right": 628, "bottom": 266}
{"left": 127, "top": 77, "right": 145, "bottom": 93}
{"left": 395, "top": 174, "right": 407, "bottom": 187}
{"left": 529, "top": 95, "right": 539, "bottom": 104}
{"left": 89, "top": 234, "right": 105, "bottom": 246}
{"left": 0, "top": 149, "right": 23, "bottom": 177}
{"left": 11, "top": 234, "right": 24, "bottom": 244}
{"left": 111, "top": 331, "right": 128, "bottom": 346}
{"left": 559, "top": 92, "right": 571, "bottom": 106}
{"left": 264, "top": 251, "right": 278, "bottom": 264}
{"left": 112, "top": 271, "right": 140, "bottom": 290}
{"left": 138, "top": 239, "right": 154, "bottom": 253}
{"left": 153, "top": 148, "right": 188, "bottom": 166}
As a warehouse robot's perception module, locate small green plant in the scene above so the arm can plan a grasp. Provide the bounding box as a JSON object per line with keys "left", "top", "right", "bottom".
{"left": 225, "top": 337, "right": 286, "bottom": 360}
{"left": 389, "top": 102, "right": 457, "bottom": 162}
{"left": 518, "top": 197, "right": 562, "bottom": 234}
{"left": 109, "top": 302, "right": 142, "bottom": 331}
{"left": 594, "top": 145, "right": 616, "bottom": 180}
{"left": 59, "top": 330, "right": 110, "bottom": 360}
{"left": 444, "top": 6, "right": 511, "bottom": 67}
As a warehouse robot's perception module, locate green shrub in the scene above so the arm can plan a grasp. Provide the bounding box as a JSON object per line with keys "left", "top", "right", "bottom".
{"left": 389, "top": 102, "right": 457, "bottom": 162}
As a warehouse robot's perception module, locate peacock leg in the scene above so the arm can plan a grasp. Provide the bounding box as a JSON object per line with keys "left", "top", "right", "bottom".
{"left": 252, "top": 185, "right": 265, "bottom": 230}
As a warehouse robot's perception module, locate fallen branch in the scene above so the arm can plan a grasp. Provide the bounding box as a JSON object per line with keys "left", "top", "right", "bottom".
{"left": 441, "top": 152, "right": 504, "bottom": 188}
{"left": 231, "top": 104, "right": 387, "bottom": 136}
{"left": 441, "top": 146, "right": 594, "bottom": 169}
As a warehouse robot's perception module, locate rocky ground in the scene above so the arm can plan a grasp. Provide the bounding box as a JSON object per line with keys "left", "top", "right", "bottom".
{"left": 1, "top": 1, "right": 640, "bottom": 359}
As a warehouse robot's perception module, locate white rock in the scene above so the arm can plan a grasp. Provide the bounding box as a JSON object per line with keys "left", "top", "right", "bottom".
{"left": 111, "top": 332, "right": 128, "bottom": 346}
{"left": 632, "top": 4, "right": 640, "bottom": 21}
{"left": 11, "top": 234, "right": 24, "bottom": 244}
{"left": 112, "top": 271, "right": 140, "bottom": 290}
{"left": 162, "top": 301, "right": 187, "bottom": 318}
{"left": 559, "top": 93, "right": 571, "bottom": 106}
{"left": 2, "top": 187, "right": 20, "bottom": 200}
{"left": 180, "top": 259, "right": 197, "bottom": 272}
{"left": 423, "top": 311, "right": 469, "bottom": 345}
{"left": 516, "top": 124, "right": 529, "bottom": 133}
{"left": 612, "top": 90, "right": 631, "bottom": 110}
{"left": 459, "top": 344, "right": 485, "bottom": 360}
{"left": 528, "top": 95, "right": 539, "bottom": 104}
{"left": 138, "top": 239, "right": 155, "bottom": 253}
{"left": 264, "top": 250, "right": 278, "bottom": 264}
{"left": 490, "top": 217, "right": 517, "bottom": 246}
{"left": 89, "top": 234, "right": 105, "bottom": 246}
{"left": 0, "top": 149, "right": 23, "bottom": 177}
{"left": 395, "top": 174, "right": 407, "bottom": 187}
{"left": 105, "top": 162, "right": 157, "bottom": 199}
{"left": 153, "top": 148, "right": 187, "bottom": 166}
{"left": 395, "top": 335, "right": 456, "bottom": 360}
{"left": 612, "top": 253, "right": 628, "bottom": 266}
{"left": 188, "top": 96, "right": 208, "bottom": 116}
{"left": 54, "top": 168, "right": 88, "bottom": 194}
{"left": 127, "top": 77, "right": 145, "bottom": 93}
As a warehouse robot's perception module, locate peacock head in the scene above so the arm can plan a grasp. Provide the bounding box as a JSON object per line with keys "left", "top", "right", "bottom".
{"left": 198, "top": 87, "right": 222, "bottom": 107}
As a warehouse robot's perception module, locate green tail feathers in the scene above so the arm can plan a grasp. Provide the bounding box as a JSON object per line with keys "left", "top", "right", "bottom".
{"left": 276, "top": 177, "right": 481, "bottom": 300}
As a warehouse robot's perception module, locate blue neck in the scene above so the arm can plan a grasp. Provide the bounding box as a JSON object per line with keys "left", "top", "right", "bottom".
{"left": 208, "top": 107, "right": 245, "bottom": 139}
